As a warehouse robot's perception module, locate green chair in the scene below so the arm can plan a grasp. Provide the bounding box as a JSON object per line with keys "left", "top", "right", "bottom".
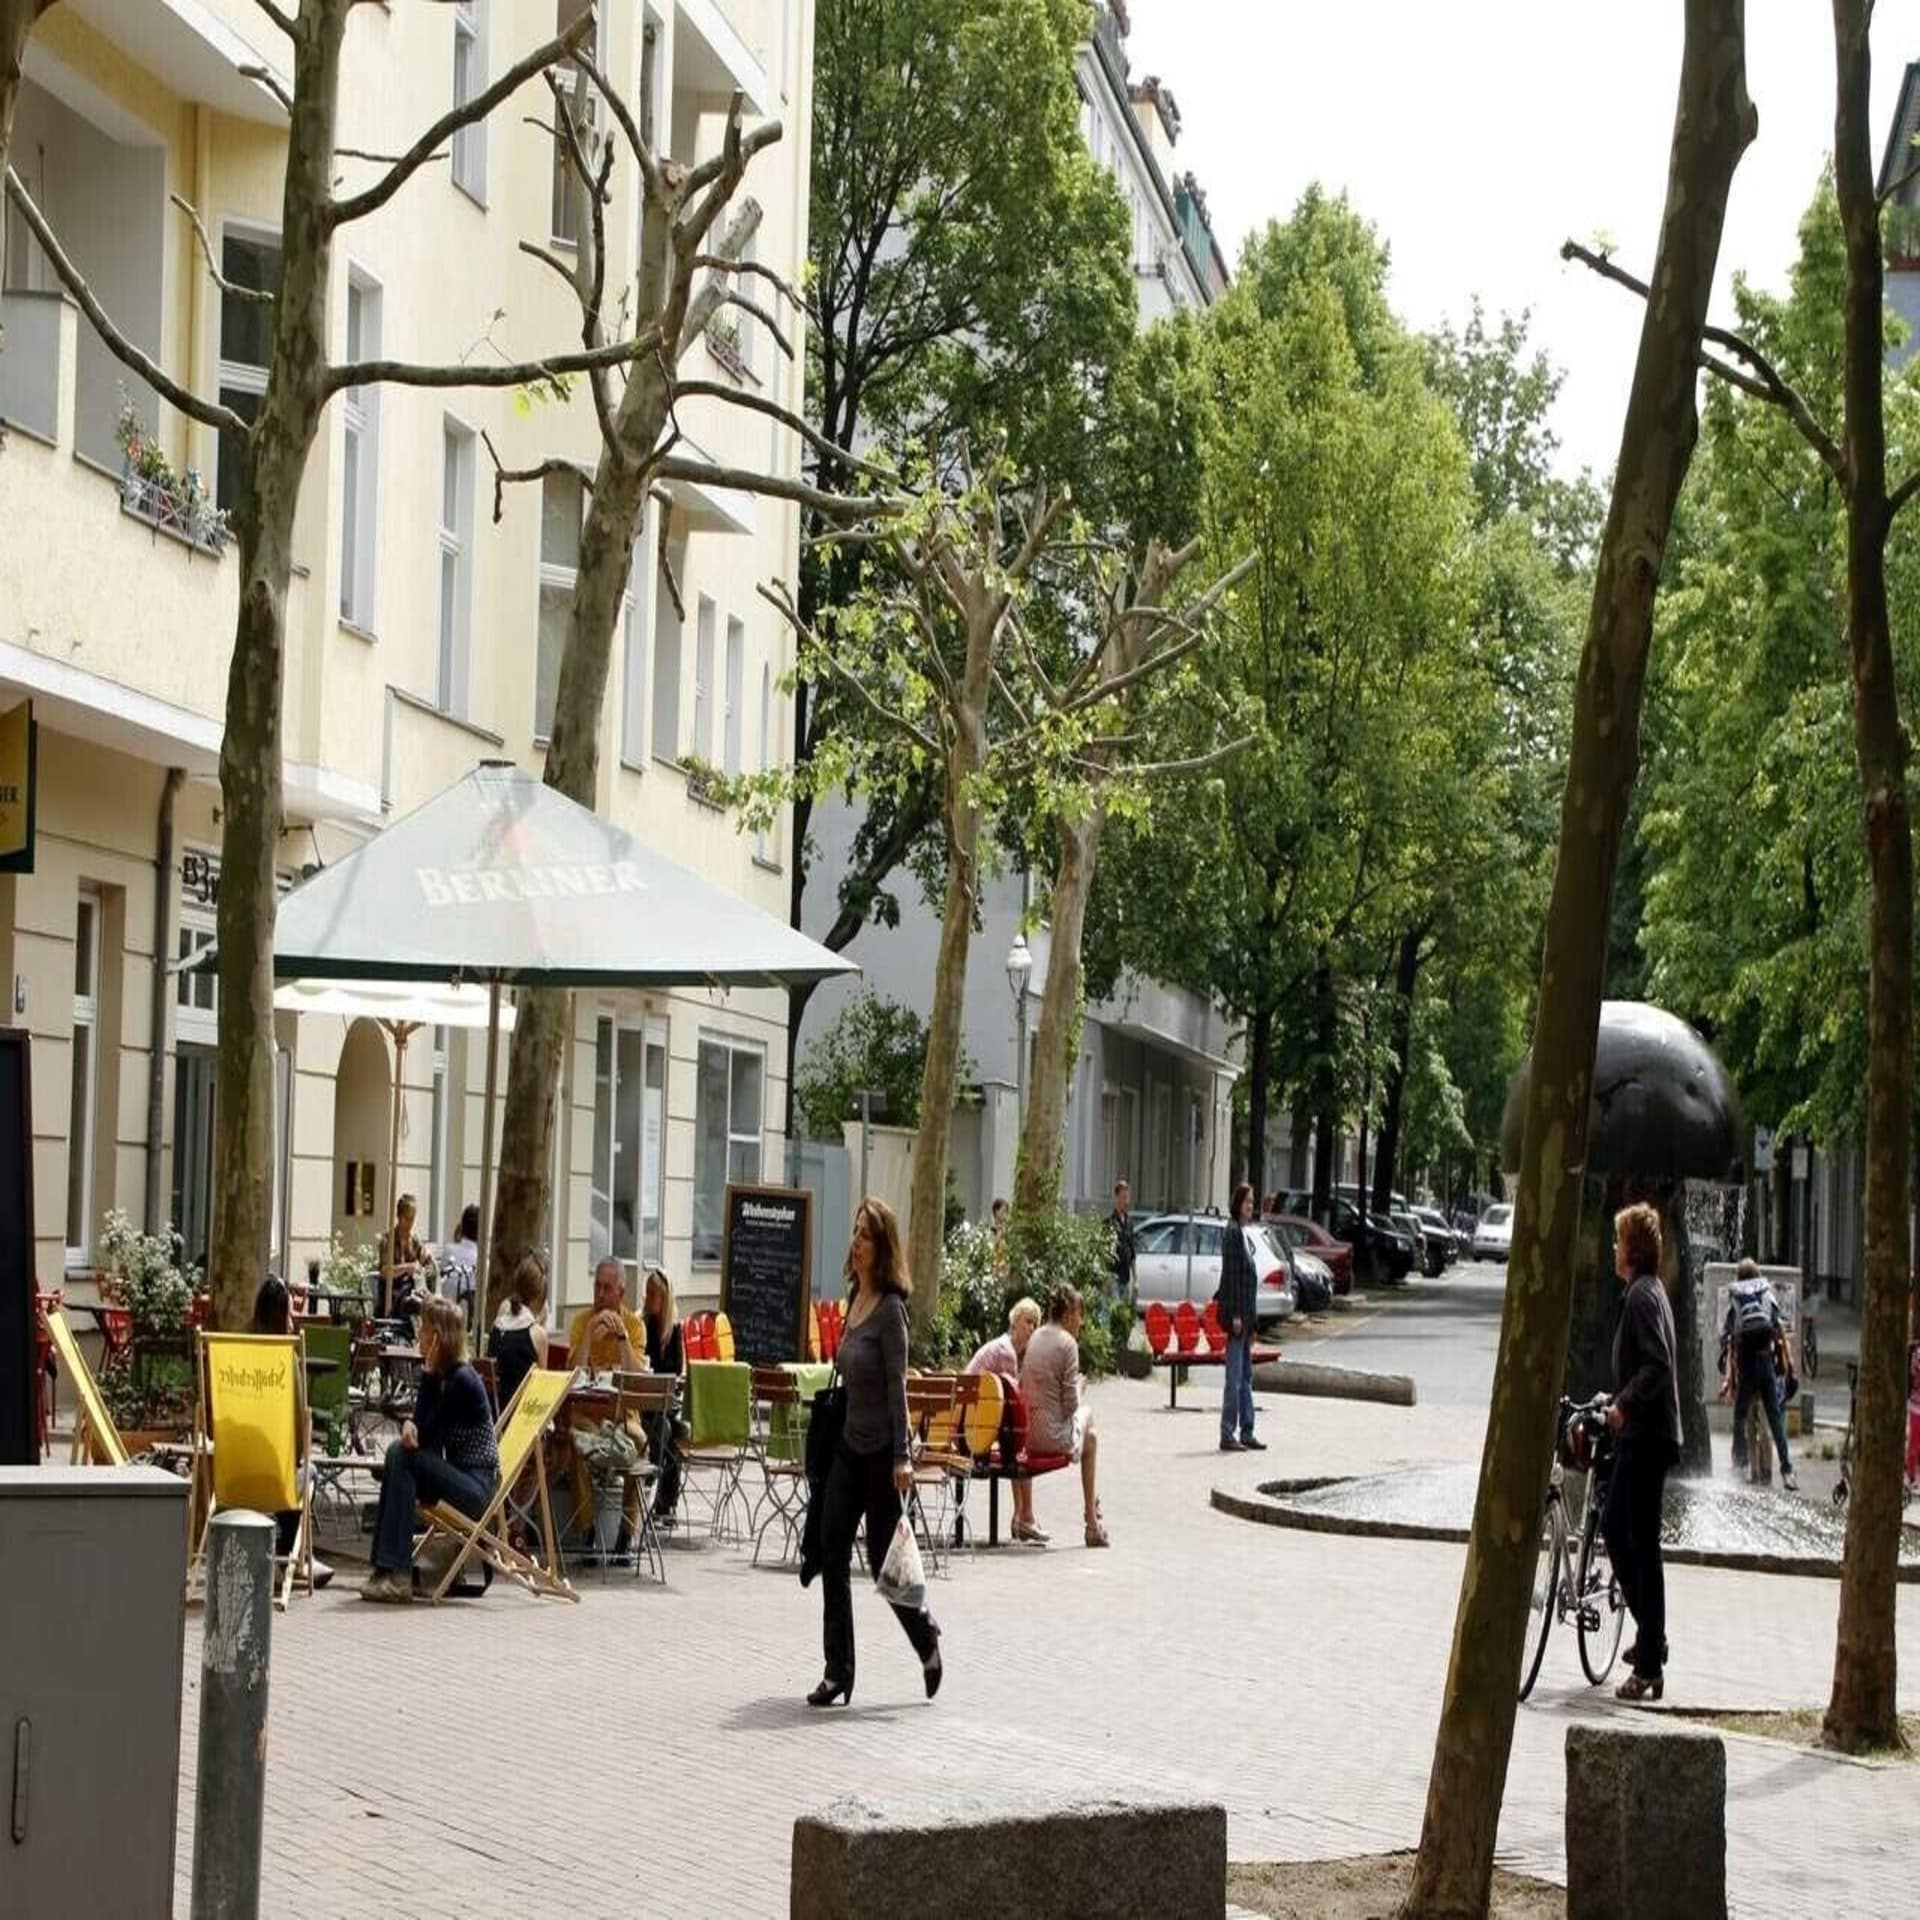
{"left": 303, "top": 1322, "right": 367, "bottom": 1525}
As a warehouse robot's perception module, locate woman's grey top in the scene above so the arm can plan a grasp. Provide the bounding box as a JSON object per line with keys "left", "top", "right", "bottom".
{"left": 839, "top": 1291, "right": 911, "bottom": 1462}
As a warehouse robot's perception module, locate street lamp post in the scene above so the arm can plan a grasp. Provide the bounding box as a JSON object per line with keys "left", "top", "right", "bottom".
{"left": 1006, "top": 931, "right": 1032, "bottom": 1157}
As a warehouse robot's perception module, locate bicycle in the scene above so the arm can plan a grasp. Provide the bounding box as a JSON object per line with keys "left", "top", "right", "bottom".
{"left": 1801, "top": 1303, "right": 1819, "bottom": 1381}
{"left": 1519, "top": 1394, "right": 1629, "bottom": 1700}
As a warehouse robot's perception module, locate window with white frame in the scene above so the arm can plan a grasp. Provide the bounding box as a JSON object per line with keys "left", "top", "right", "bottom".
{"left": 590, "top": 1014, "right": 669, "bottom": 1268}
{"left": 550, "top": 0, "right": 600, "bottom": 243}
{"left": 175, "top": 911, "right": 217, "bottom": 1046}
{"left": 536, "top": 470, "right": 583, "bottom": 742}
{"left": 692, "top": 1036, "right": 762, "bottom": 1262}
{"left": 692, "top": 595, "right": 716, "bottom": 762}
{"left": 723, "top": 616, "right": 745, "bottom": 775}
{"left": 451, "top": 1, "right": 488, "bottom": 202}
{"left": 438, "top": 420, "right": 476, "bottom": 715}
{"left": 620, "top": 526, "right": 649, "bottom": 766}
{"left": 650, "top": 528, "right": 684, "bottom": 761}
{"left": 755, "top": 662, "right": 774, "bottom": 862}
{"left": 66, "top": 890, "right": 101, "bottom": 1266}
{"left": 339, "top": 271, "right": 382, "bottom": 629}
{"left": 216, "top": 229, "right": 280, "bottom": 517}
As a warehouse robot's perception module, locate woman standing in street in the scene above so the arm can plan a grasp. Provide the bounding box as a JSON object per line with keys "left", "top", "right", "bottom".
{"left": 1216, "top": 1182, "right": 1264, "bottom": 1454}
{"left": 1603, "top": 1202, "right": 1682, "bottom": 1700}
{"left": 808, "top": 1197, "right": 942, "bottom": 1706}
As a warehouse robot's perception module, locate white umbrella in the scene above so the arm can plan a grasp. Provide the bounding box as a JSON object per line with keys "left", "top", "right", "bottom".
{"left": 272, "top": 978, "right": 515, "bottom": 1310}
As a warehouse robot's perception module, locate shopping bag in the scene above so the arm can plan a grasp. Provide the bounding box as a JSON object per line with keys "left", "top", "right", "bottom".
{"left": 874, "top": 1512, "right": 927, "bottom": 1612}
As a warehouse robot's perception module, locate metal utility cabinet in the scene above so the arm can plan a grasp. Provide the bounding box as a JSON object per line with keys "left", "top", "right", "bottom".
{"left": 1, "top": 1465, "right": 188, "bottom": 1918}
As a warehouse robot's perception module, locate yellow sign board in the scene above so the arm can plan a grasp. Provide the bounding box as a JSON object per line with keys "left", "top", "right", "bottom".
{"left": 0, "top": 700, "right": 34, "bottom": 874}
{"left": 45, "top": 1308, "right": 129, "bottom": 1467}
{"left": 203, "top": 1333, "right": 301, "bottom": 1512}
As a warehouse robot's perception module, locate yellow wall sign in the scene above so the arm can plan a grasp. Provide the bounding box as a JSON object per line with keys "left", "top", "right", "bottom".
{"left": 203, "top": 1333, "right": 302, "bottom": 1512}
{"left": 0, "top": 699, "right": 35, "bottom": 874}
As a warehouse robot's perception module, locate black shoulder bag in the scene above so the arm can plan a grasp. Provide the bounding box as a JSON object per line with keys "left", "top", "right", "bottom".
{"left": 798, "top": 1357, "right": 844, "bottom": 1588}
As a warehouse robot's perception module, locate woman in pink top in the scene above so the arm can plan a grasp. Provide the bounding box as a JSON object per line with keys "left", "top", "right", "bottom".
{"left": 1019, "top": 1284, "right": 1109, "bottom": 1548}
{"left": 967, "top": 1298, "right": 1044, "bottom": 1543}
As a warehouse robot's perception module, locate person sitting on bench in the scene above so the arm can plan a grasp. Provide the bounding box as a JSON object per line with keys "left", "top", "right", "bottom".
{"left": 1020, "top": 1285, "right": 1108, "bottom": 1549}
{"left": 969, "top": 1297, "right": 1046, "bottom": 1543}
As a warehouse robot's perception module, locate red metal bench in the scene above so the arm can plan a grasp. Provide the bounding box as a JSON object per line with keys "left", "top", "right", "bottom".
{"left": 1144, "top": 1298, "right": 1279, "bottom": 1408}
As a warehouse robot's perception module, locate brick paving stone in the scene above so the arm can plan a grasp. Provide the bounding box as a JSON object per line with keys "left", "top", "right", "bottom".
{"left": 169, "top": 1372, "right": 1918, "bottom": 1918}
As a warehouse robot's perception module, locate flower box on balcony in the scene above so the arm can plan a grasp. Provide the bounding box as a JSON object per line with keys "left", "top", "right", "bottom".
{"left": 116, "top": 388, "right": 229, "bottom": 557}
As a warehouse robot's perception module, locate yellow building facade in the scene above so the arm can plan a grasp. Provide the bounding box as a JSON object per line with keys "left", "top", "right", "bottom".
{"left": 0, "top": 0, "right": 813, "bottom": 1316}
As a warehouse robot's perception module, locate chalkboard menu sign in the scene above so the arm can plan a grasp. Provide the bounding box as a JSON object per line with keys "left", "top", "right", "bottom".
{"left": 720, "top": 1183, "right": 812, "bottom": 1367}
{"left": 0, "top": 1029, "right": 36, "bottom": 1465}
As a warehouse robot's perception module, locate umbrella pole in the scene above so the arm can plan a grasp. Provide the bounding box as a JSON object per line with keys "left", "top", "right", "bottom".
{"left": 477, "top": 975, "right": 502, "bottom": 1319}
{"left": 383, "top": 1023, "right": 410, "bottom": 1312}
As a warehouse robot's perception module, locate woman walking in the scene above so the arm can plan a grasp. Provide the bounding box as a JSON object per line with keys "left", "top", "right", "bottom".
{"left": 1216, "top": 1182, "right": 1264, "bottom": 1453}
{"left": 808, "top": 1197, "right": 942, "bottom": 1706}
{"left": 1603, "top": 1201, "right": 1682, "bottom": 1699}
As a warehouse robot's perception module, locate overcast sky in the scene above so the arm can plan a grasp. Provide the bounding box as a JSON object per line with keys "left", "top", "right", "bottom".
{"left": 1125, "top": 1, "right": 1920, "bottom": 480}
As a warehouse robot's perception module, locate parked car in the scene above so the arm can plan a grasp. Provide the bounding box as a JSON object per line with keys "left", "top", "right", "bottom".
{"left": 1132, "top": 1213, "right": 1297, "bottom": 1327}
{"left": 1471, "top": 1203, "right": 1514, "bottom": 1262}
{"left": 1276, "top": 1190, "right": 1416, "bottom": 1281}
{"left": 1412, "top": 1207, "right": 1459, "bottom": 1269}
{"left": 1267, "top": 1218, "right": 1336, "bottom": 1312}
{"left": 1392, "top": 1208, "right": 1447, "bottom": 1278}
{"left": 1268, "top": 1213, "right": 1354, "bottom": 1295}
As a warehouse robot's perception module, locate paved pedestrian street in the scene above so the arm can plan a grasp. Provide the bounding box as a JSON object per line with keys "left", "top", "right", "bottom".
{"left": 170, "top": 1276, "right": 1918, "bottom": 1918}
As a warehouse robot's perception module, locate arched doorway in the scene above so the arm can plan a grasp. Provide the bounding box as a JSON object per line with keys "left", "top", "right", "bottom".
{"left": 331, "top": 1018, "right": 391, "bottom": 1254}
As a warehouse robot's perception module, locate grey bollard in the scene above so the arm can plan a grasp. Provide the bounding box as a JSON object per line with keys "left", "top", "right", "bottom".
{"left": 192, "top": 1510, "right": 276, "bottom": 1920}
{"left": 1565, "top": 1724, "right": 1726, "bottom": 1920}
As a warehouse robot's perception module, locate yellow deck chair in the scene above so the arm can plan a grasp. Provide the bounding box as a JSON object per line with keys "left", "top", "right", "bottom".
{"left": 193, "top": 1332, "right": 313, "bottom": 1610}
{"left": 712, "top": 1311, "right": 736, "bottom": 1362}
{"left": 44, "top": 1308, "right": 130, "bottom": 1466}
{"left": 413, "top": 1365, "right": 579, "bottom": 1604}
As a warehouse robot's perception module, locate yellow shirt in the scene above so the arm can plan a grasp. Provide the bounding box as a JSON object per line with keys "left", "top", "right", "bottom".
{"left": 568, "top": 1307, "right": 647, "bottom": 1374}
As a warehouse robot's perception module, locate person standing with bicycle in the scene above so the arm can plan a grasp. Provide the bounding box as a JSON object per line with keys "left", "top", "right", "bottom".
{"left": 1718, "top": 1258, "right": 1798, "bottom": 1490}
{"left": 1603, "top": 1202, "right": 1682, "bottom": 1702}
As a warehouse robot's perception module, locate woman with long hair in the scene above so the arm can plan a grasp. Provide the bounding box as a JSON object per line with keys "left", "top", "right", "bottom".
{"left": 640, "top": 1267, "right": 685, "bottom": 1525}
{"left": 808, "top": 1197, "right": 941, "bottom": 1706}
{"left": 1216, "top": 1182, "right": 1264, "bottom": 1453}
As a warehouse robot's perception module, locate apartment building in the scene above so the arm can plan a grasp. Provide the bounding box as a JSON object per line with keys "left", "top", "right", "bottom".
{"left": 0, "top": 0, "right": 814, "bottom": 1316}
{"left": 799, "top": 0, "right": 1238, "bottom": 1223}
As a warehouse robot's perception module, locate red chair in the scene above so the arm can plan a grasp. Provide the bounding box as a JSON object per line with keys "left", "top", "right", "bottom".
{"left": 1143, "top": 1301, "right": 1174, "bottom": 1357}
{"left": 1173, "top": 1301, "right": 1202, "bottom": 1356}
{"left": 33, "top": 1289, "right": 61, "bottom": 1458}
{"left": 1201, "top": 1300, "right": 1227, "bottom": 1353}
{"left": 686, "top": 1312, "right": 715, "bottom": 1361}
{"left": 99, "top": 1305, "right": 134, "bottom": 1373}
{"left": 818, "top": 1300, "right": 842, "bottom": 1360}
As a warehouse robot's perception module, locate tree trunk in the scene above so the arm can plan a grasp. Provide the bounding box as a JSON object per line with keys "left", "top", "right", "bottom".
{"left": 1015, "top": 803, "right": 1102, "bottom": 1216}
{"left": 208, "top": 0, "right": 349, "bottom": 1330}
{"left": 1309, "top": 954, "right": 1336, "bottom": 1223}
{"left": 905, "top": 773, "right": 980, "bottom": 1327}
{"left": 1372, "top": 927, "right": 1423, "bottom": 1213}
{"left": 1402, "top": 7, "right": 1753, "bottom": 1910}
{"left": 1824, "top": 0, "right": 1914, "bottom": 1756}
{"left": 1245, "top": 992, "right": 1273, "bottom": 1208}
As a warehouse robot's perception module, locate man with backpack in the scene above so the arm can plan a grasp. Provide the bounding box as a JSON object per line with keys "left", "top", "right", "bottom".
{"left": 1719, "top": 1258, "right": 1798, "bottom": 1490}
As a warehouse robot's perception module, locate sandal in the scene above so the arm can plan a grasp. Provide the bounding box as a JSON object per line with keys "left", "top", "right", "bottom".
{"left": 1614, "top": 1672, "right": 1663, "bottom": 1702}
{"left": 1084, "top": 1518, "right": 1110, "bottom": 1549}
{"left": 1011, "top": 1521, "right": 1051, "bottom": 1546}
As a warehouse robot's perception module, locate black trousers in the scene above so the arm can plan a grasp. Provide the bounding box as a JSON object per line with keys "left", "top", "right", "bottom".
{"left": 1601, "top": 1442, "right": 1671, "bottom": 1677}
{"left": 819, "top": 1441, "right": 937, "bottom": 1684}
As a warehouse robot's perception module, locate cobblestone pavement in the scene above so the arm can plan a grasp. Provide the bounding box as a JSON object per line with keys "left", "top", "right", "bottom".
{"left": 172, "top": 1323, "right": 1919, "bottom": 1917}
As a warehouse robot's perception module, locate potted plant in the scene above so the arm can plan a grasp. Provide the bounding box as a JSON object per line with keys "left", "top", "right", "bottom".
{"left": 115, "top": 388, "right": 230, "bottom": 556}
{"left": 96, "top": 1209, "right": 200, "bottom": 1444}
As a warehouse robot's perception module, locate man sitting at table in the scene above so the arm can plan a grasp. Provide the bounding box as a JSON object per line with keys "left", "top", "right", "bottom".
{"left": 566, "top": 1258, "right": 648, "bottom": 1555}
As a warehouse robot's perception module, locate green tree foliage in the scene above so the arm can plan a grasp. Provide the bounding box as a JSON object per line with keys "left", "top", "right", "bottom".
{"left": 792, "top": 991, "right": 965, "bottom": 1142}
{"left": 1634, "top": 180, "right": 1920, "bottom": 1143}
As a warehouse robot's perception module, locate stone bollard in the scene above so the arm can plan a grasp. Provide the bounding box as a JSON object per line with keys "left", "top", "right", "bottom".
{"left": 192, "top": 1510, "right": 276, "bottom": 1920}
{"left": 1564, "top": 1724, "right": 1725, "bottom": 1920}
{"left": 791, "top": 1793, "right": 1226, "bottom": 1918}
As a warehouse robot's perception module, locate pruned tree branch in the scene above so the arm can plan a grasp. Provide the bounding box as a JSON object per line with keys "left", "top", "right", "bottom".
{"left": 5, "top": 167, "right": 248, "bottom": 434}
{"left": 707, "top": 284, "right": 795, "bottom": 360}
{"left": 575, "top": 47, "right": 668, "bottom": 209}
{"left": 328, "top": 11, "right": 594, "bottom": 229}
{"left": 247, "top": 0, "right": 295, "bottom": 34}
{"left": 1879, "top": 152, "right": 1920, "bottom": 209}
{"left": 237, "top": 62, "right": 294, "bottom": 118}
{"left": 654, "top": 455, "right": 893, "bottom": 520}
{"left": 1561, "top": 236, "right": 1847, "bottom": 484}
{"left": 170, "top": 192, "right": 273, "bottom": 304}
{"left": 1887, "top": 465, "right": 1920, "bottom": 524}
{"left": 670, "top": 379, "right": 899, "bottom": 484}
{"left": 478, "top": 428, "right": 594, "bottom": 525}
{"left": 759, "top": 580, "right": 941, "bottom": 758}
{"left": 324, "top": 329, "right": 662, "bottom": 399}
{"left": 335, "top": 145, "right": 447, "bottom": 168}
{"left": 692, "top": 253, "right": 803, "bottom": 305}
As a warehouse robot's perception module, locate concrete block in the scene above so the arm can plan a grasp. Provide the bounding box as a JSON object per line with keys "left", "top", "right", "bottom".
{"left": 1565, "top": 1724, "right": 1726, "bottom": 1920}
{"left": 790, "top": 1792, "right": 1226, "bottom": 1919}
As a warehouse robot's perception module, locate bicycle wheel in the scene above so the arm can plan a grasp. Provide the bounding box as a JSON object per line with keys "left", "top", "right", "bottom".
{"left": 1576, "top": 1518, "right": 1626, "bottom": 1685}
{"left": 1519, "top": 1497, "right": 1564, "bottom": 1701}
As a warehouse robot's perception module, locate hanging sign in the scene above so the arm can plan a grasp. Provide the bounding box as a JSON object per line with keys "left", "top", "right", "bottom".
{"left": 0, "top": 700, "right": 36, "bottom": 874}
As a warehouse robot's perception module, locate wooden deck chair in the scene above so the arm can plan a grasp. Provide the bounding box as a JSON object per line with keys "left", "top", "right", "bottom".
{"left": 712, "top": 1312, "right": 736, "bottom": 1362}
{"left": 905, "top": 1374, "right": 960, "bottom": 1575}
{"left": 44, "top": 1307, "right": 130, "bottom": 1466}
{"left": 194, "top": 1332, "right": 312, "bottom": 1610}
{"left": 413, "top": 1365, "right": 579, "bottom": 1604}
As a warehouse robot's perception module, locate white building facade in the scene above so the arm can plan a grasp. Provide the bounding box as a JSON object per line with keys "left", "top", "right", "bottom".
{"left": 0, "top": 0, "right": 815, "bottom": 1319}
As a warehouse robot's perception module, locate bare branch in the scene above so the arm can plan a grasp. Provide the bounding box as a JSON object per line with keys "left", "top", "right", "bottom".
{"left": 1561, "top": 237, "right": 1847, "bottom": 485}
{"left": 707, "top": 285, "right": 795, "bottom": 360}
{"left": 682, "top": 200, "right": 765, "bottom": 345}
{"left": 517, "top": 239, "right": 578, "bottom": 293}
{"left": 248, "top": 0, "right": 295, "bottom": 35}
{"left": 758, "top": 581, "right": 940, "bottom": 758}
{"left": 692, "top": 253, "right": 802, "bottom": 305}
{"left": 1007, "top": 487, "right": 1072, "bottom": 583}
{"left": 1100, "top": 736, "right": 1256, "bottom": 780}
{"left": 479, "top": 428, "right": 594, "bottom": 526}
{"left": 1879, "top": 153, "right": 1920, "bottom": 209}
{"left": 335, "top": 145, "right": 447, "bottom": 168}
{"left": 575, "top": 48, "right": 668, "bottom": 208}
{"left": 170, "top": 192, "right": 273, "bottom": 304}
{"left": 669, "top": 379, "right": 899, "bottom": 484}
{"left": 237, "top": 62, "right": 294, "bottom": 118}
{"left": 324, "top": 329, "right": 663, "bottom": 399}
{"left": 328, "top": 11, "right": 595, "bottom": 229}
{"left": 5, "top": 167, "right": 247, "bottom": 435}
{"left": 1888, "top": 466, "right": 1920, "bottom": 525}
{"left": 653, "top": 455, "right": 894, "bottom": 520}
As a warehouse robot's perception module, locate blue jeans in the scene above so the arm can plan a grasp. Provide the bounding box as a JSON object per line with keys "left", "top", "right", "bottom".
{"left": 372, "top": 1441, "right": 495, "bottom": 1574}
{"left": 1221, "top": 1332, "right": 1256, "bottom": 1442}
{"left": 1731, "top": 1350, "right": 1794, "bottom": 1476}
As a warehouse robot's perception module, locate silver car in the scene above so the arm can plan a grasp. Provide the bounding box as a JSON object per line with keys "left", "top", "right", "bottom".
{"left": 1472, "top": 1203, "right": 1514, "bottom": 1261}
{"left": 1132, "top": 1213, "right": 1296, "bottom": 1326}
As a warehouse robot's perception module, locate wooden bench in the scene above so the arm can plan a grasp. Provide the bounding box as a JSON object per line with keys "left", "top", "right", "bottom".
{"left": 1144, "top": 1302, "right": 1279, "bottom": 1409}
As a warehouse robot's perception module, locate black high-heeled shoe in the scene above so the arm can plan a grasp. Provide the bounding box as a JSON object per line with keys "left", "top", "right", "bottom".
{"left": 807, "top": 1674, "right": 853, "bottom": 1707}
{"left": 922, "top": 1622, "right": 943, "bottom": 1700}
